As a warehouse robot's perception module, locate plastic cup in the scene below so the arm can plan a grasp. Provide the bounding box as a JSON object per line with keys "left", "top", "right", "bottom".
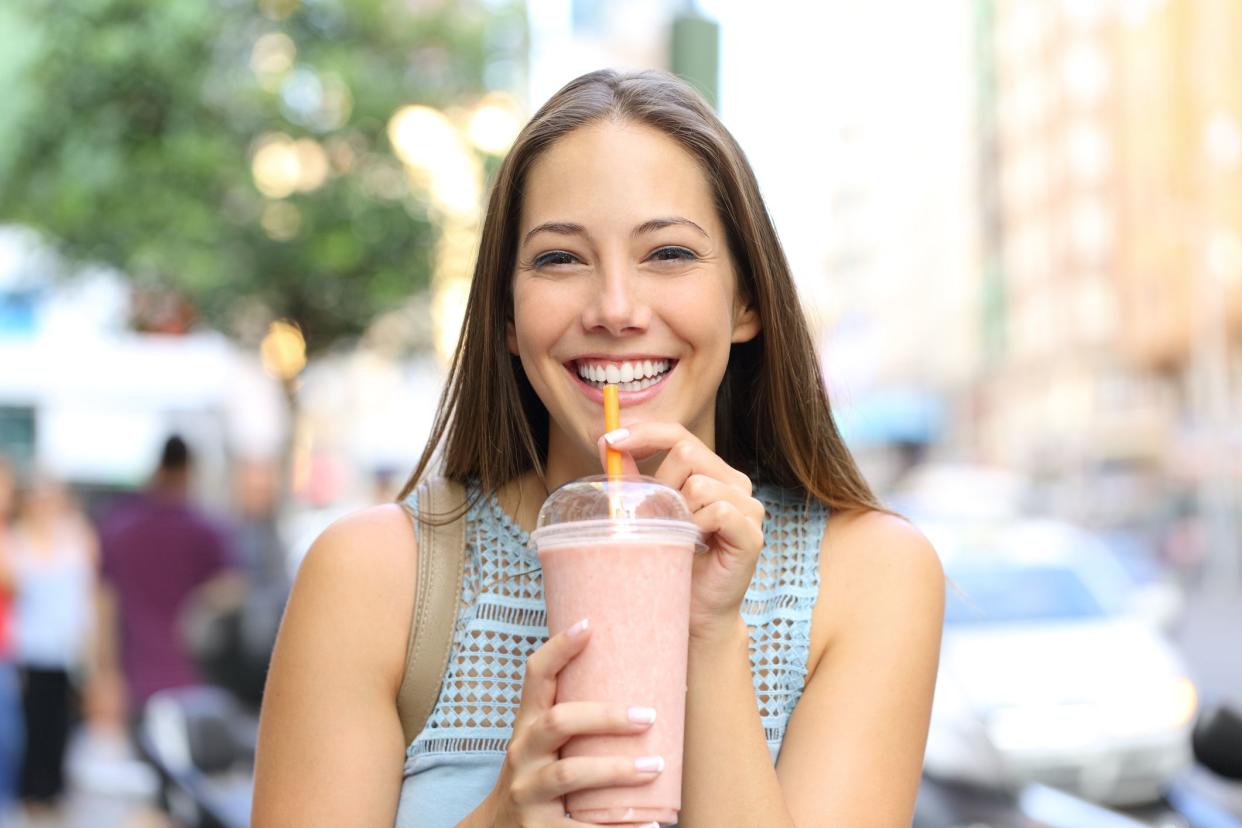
{"left": 532, "top": 475, "right": 702, "bottom": 826}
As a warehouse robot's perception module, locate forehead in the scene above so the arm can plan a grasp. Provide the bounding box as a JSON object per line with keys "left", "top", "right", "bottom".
{"left": 520, "top": 119, "right": 720, "bottom": 233}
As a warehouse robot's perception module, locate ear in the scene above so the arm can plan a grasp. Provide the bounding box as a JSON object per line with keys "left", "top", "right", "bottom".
{"left": 506, "top": 320, "right": 519, "bottom": 354}
{"left": 731, "top": 303, "right": 760, "bottom": 344}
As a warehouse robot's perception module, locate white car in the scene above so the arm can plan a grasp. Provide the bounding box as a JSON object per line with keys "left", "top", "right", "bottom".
{"left": 920, "top": 519, "right": 1197, "bottom": 807}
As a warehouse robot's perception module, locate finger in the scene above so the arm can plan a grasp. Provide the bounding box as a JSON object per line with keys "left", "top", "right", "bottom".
{"left": 523, "top": 701, "right": 657, "bottom": 757}
{"left": 682, "top": 474, "right": 764, "bottom": 528}
{"left": 518, "top": 619, "right": 592, "bottom": 714}
{"left": 693, "top": 500, "right": 764, "bottom": 559}
{"left": 524, "top": 754, "right": 666, "bottom": 802}
{"left": 596, "top": 437, "right": 641, "bottom": 477}
{"left": 605, "top": 423, "right": 750, "bottom": 493}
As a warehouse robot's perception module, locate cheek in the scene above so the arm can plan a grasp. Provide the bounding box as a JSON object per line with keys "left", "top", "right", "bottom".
{"left": 662, "top": 280, "right": 735, "bottom": 345}
{"left": 510, "top": 283, "right": 573, "bottom": 372}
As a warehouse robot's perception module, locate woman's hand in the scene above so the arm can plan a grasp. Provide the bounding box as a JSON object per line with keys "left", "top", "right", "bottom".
{"left": 598, "top": 423, "right": 765, "bottom": 643}
{"left": 484, "top": 619, "right": 666, "bottom": 828}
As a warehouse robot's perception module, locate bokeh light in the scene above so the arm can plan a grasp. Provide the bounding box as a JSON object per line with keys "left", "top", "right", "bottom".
{"left": 250, "top": 32, "right": 296, "bottom": 78}
{"left": 467, "top": 93, "right": 523, "bottom": 155}
{"left": 260, "top": 319, "right": 307, "bottom": 380}
{"left": 249, "top": 133, "right": 330, "bottom": 199}
{"left": 387, "top": 105, "right": 460, "bottom": 172}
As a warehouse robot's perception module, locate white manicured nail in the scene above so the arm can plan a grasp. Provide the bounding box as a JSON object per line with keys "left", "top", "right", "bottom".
{"left": 628, "top": 706, "right": 657, "bottom": 724}
{"left": 603, "top": 428, "right": 629, "bottom": 444}
{"left": 567, "top": 618, "right": 589, "bottom": 637}
{"left": 634, "top": 755, "right": 664, "bottom": 773}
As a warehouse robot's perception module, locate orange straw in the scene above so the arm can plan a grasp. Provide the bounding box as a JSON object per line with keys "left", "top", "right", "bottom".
{"left": 603, "top": 384, "right": 624, "bottom": 520}
{"left": 603, "top": 384, "right": 623, "bottom": 478}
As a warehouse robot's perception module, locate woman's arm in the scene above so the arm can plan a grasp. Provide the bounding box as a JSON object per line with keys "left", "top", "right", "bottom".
{"left": 680, "top": 613, "right": 792, "bottom": 827}
{"left": 251, "top": 504, "right": 418, "bottom": 827}
{"left": 680, "top": 510, "right": 943, "bottom": 828}
{"left": 776, "top": 510, "right": 944, "bottom": 827}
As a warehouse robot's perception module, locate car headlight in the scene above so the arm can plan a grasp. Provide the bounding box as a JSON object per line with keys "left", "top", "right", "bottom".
{"left": 987, "top": 703, "right": 1099, "bottom": 754}
{"left": 1104, "top": 676, "right": 1198, "bottom": 737}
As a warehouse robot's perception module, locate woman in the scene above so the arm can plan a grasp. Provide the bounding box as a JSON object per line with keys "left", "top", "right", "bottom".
{"left": 9, "top": 473, "right": 97, "bottom": 817}
{"left": 253, "top": 69, "right": 944, "bottom": 827}
{"left": 0, "top": 456, "right": 23, "bottom": 817}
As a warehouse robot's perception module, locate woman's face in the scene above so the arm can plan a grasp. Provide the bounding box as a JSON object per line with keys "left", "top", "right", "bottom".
{"left": 23, "top": 477, "right": 68, "bottom": 523}
{"left": 509, "top": 119, "right": 759, "bottom": 474}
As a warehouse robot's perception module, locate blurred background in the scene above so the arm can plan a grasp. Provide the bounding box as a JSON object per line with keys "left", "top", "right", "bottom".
{"left": 0, "top": 0, "right": 1240, "bottom": 826}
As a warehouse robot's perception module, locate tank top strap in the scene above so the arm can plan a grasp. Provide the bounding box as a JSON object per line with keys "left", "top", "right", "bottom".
{"left": 402, "top": 480, "right": 545, "bottom": 765}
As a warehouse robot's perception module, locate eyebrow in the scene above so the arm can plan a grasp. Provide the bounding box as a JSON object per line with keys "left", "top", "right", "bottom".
{"left": 631, "top": 216, "right": 709, "bottom": 239}
{"left": 521, "top": 216, "right": 709, "bottom": 247}
{"left": 522, "top": 221, "right": 590, "bottom": 247}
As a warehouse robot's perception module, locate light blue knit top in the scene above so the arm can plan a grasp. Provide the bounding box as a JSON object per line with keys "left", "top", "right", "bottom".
{"left": 395, "top": 480, "right": 827, "bottom": 828}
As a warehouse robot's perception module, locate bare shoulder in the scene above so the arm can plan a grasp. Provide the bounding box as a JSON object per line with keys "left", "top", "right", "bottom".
{"left": 779, "top": 511, "right": 944, "bottom": 825}
{"left": 301, "top": 503, "right": 419, "bottom": 583}
{"left": 290, "top": 503, "right": 419, "bottom": 678}
{"left": 808, "top": 509, "right": 945, "bottom": 676}
{"left": 251, "top": 503, "right": 419, "bottom": 825}
{"left": 822, "top": 509, "right": 943, "bottom": 588}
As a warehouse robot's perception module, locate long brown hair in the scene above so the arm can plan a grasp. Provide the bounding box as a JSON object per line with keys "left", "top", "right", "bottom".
{"left": 398, "top": 69, "right": 881, "bottom": 515}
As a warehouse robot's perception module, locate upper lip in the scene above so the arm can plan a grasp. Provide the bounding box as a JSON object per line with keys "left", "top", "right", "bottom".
{"left": 567, "top": 354, "right": 675, "bottom": 364}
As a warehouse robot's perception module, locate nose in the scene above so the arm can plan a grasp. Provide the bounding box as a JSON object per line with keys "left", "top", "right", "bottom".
{"left": 581, "top": 258, "right": 650, "bottom": 336}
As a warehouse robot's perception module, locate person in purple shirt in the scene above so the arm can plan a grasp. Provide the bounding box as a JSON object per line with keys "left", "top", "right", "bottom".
{"left": 97, "top": 435, "right": 244, "bottom": 724}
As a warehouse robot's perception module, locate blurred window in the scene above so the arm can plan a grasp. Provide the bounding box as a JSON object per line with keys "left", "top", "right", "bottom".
{"left": 946, "top": 563, "right": 1107, "bottom": 624}
{"left": 0, "top": 406, "right": 36, "bottom": 473}
{"left": 0, "top": 289, "right": 38, "bottom": 338}
{"left": 571, "top": 0, "right": 604, "bottom": 33}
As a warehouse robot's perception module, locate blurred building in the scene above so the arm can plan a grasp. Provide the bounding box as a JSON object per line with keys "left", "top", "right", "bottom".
{"left": 972, "top": 0, "right": 1242, "bottom": 543}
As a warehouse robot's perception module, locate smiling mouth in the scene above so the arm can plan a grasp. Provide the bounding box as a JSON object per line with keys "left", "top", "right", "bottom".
{"left": 570, "top": 358, "right": 675, "bottom": 392}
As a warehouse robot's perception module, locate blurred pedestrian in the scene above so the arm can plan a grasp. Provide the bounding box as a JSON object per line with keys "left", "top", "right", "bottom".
{"left": 195, "top": 458, "right": 287, "bottom": 707}
{"left": 96, "top": 435, "right": 243, "bottom": 731}
{"left": 8, "top": 472, "right": 98, "bottom": 818}
{"left": 0, "top": 456, "right": 23, "bottom": 819}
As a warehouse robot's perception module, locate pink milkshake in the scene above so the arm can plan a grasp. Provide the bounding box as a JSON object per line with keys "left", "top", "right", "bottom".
{"left": 533, "top": 476, "right": 701, "bottom": 826}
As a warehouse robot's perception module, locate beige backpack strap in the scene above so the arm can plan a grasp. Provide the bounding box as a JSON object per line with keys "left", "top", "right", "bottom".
{"left": 396, "top": 476, "right": 467, "bottom": 747}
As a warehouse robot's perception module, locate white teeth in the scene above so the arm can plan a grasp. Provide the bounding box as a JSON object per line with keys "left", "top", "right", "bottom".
{"left": 574, "top": 358, "right": 673, "bottom": 388}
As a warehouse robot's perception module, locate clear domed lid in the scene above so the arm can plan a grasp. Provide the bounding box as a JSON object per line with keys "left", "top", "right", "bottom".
{"left": 530, "top": 474, "right": 703, "bottom": 550}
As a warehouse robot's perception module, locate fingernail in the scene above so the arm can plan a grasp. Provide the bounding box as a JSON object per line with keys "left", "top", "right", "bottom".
{"left": 634, "top": 755, "right": 665, "bottom": 773}
{"left": 603, "top": 427, "right": 629, "bottom": 445}
{"left": 627, "top": 706, "right": 657, "bottom": 724}
{"left": 567, "top": 618, "right": 589, "bottom": 637}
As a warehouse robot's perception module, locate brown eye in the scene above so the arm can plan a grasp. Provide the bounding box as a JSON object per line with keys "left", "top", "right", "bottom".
{"left": 533, "top": 251, "right": 579, "bottom": 267}
{"left": 649, "top": 246, "right": 696, "bottom": 262}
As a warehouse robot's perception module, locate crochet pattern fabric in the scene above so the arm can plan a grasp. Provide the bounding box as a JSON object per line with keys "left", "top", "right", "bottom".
{"left": 395, "top": 480, "right": 827, "bottom": 827}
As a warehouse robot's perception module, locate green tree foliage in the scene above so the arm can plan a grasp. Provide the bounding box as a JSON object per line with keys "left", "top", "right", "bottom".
{"left": 0, "top": 0, "right": 524, "bottom": 352}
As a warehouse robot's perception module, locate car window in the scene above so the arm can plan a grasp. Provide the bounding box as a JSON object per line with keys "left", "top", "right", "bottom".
{"left": 945, "top": 564, "right": 1108, "bottom": 625}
